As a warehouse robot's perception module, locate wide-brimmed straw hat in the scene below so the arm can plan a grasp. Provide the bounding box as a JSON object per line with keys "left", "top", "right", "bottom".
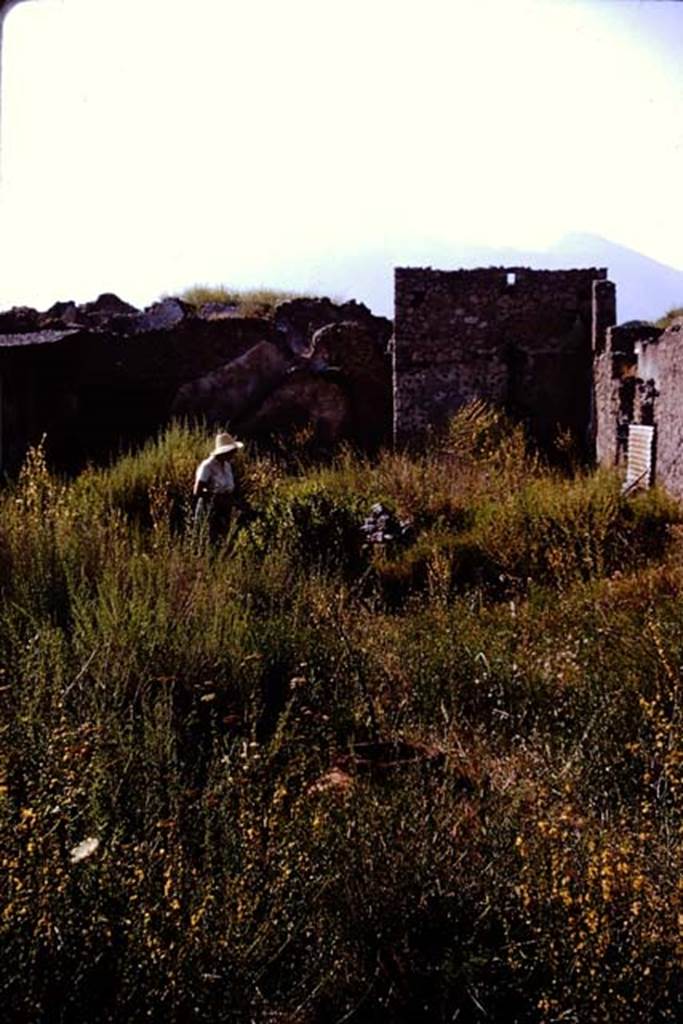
{"left": 212, "top": 432, "right": 244, "bottom": 456}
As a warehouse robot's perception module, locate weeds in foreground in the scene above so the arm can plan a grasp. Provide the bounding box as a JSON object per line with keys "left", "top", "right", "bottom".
{"left": 0, "top": 410, "right": 681, "bottom": 1022}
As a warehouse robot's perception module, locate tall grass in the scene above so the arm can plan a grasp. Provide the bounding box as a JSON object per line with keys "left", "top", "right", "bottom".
{"left": 0, "top": 407, "right": 681, "bottom": 1022}
{"left": 175, "top": 285, "right": 322, "bottom": 319}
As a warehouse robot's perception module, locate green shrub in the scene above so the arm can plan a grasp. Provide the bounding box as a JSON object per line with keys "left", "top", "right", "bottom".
{"left": 251, "top": 476, "right": 368, "bottom": 574}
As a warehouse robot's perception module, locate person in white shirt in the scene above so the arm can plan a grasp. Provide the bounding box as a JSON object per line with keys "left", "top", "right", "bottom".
{"left": 193, "top": 432, "right": 244, "bottom": 538}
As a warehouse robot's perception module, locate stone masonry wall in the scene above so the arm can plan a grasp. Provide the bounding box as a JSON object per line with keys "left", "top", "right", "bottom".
{"left": 0, "top": 294, "right": 392, "bottom": 473}
{"left": 594, "top": 317, "right": 683, "bottom": 498}
{"left": 394, "top": 266, "right": 612, "bottom": 456}
{"left": 0, "top": 317, "right": 270, "bottom": 470}
{"left": 632, "top": 318, "right": 683, "bottom": 497}
{"left": 594, "top": 322, "right": 650, "bottom": 470}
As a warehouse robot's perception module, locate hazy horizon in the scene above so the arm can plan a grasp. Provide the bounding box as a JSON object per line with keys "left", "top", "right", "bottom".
{"left": 1, "top": 0, "right": 682, "bottom": 311}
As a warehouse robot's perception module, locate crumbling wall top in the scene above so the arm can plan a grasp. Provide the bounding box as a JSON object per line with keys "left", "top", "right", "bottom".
{"left": 396, "top": 265, "right": 608, "bottom": 279}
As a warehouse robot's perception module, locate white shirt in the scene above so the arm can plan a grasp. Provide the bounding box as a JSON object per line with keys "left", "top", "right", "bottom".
{"left": 194, "top": 455, "right": 235, "bottom": 495}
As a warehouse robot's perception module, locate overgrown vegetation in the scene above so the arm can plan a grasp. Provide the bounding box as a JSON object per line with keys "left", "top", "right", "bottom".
{"left": 175, "top": 284, "right": 319, "bottom": 318}
{"left": 1, "top": 406, "right": 681, "bottom": 1023}
{"left": 655, "top": 305, "right": 683, "bottom": 330}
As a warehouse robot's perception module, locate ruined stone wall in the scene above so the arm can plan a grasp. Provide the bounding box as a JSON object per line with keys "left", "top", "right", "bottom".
{"left": 0, "top": 294, "right": 393, "bottom": 473}
{"left": 634, "top": 318, "right": 683, "bottom": 497}
{"left": 592, "top": 280, "right": 617, "bottom": 356}
{"left": 0, "top": 332, "right": 82, "bottom": 470}
{"left": 593, "top": 343, "right": 622, "bottom": 469}
{"left": 0, "top": 317, "right": 274, "bottom": 471}
{"left": 74, "top": 317, "right": 272, "bottom": 461}
{"left": 594, "top": 322, "right": 648, "bottom": 470}
{"left": 594, "top": 317, "right": 683, "bottom": 498}
{"left": 393, "top": 266, "right": 611, "bottom": 455}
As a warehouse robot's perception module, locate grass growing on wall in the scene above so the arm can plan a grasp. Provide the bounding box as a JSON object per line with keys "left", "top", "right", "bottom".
{"left": 655, "top": 305, "right": 683, "bottom": 329}
{"left": 175, "top": 285, "right": 322, "bottom": 318}
{"left": 0, "top": 407, "right": 681, "bottom": 1023}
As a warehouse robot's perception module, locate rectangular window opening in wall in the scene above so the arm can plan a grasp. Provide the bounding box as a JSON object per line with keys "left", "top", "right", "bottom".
{"left": 506, "top": 272, "right": 516, "bottom": 286}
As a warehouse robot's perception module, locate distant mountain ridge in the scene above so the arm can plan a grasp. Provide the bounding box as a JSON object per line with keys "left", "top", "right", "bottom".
{"left": 308, "top": 234, "right": 683, "bottom": 324}
{"left": 533, "top": 233, "right": 683, "bottom": 325}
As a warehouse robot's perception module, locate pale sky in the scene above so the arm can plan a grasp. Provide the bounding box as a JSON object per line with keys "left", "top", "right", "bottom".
{"left": 0, "top": 0, "right": 682, "bottom": 311}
